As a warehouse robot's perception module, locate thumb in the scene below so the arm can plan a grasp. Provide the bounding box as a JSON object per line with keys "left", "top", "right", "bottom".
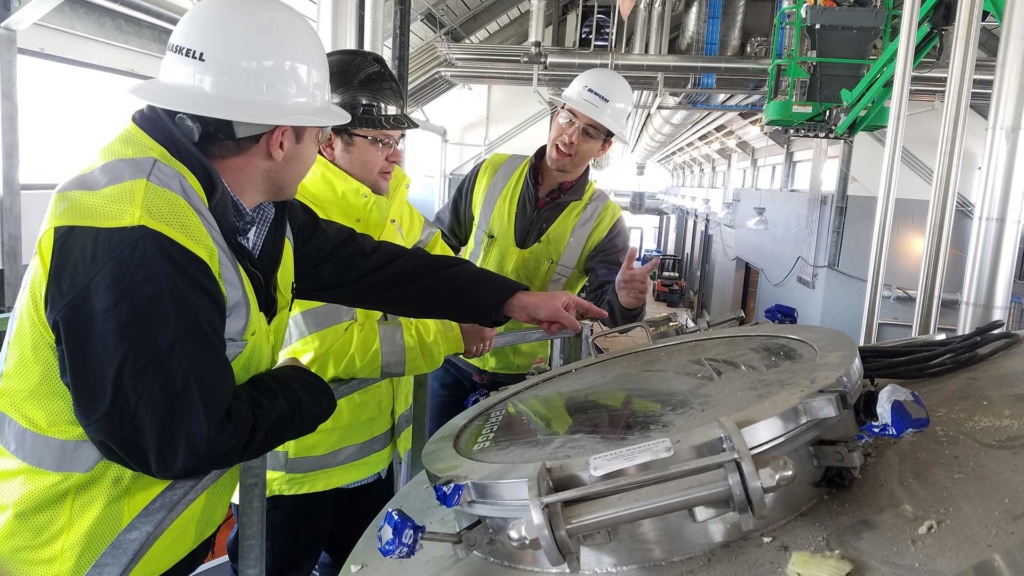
{"left": 621, "top": 247, "right": 639, "bottom": 272}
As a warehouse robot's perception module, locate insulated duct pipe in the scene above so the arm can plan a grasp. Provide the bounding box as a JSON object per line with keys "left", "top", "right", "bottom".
{"left": 81, "top": 0, "right": 183, "bottom": 30}
{"left": 318, "top": 0, "right": 360, "bottom": 51}
{"left": 634, "top": 0, "right": 749, "bottom": 165}
{"left": 364, "top": 0, "right": 385, "bottom": 55}
{"left": 860, "top": 0, "right": 922, "bottom": 345}
{"left": 633, "top": 0, "right": 652, "bottom": 55}
{"left": 912, "top": 0, "right": 985, "bottom": 336}
{"left": 958, "top": 0, "right": 1024, "bottom": 333}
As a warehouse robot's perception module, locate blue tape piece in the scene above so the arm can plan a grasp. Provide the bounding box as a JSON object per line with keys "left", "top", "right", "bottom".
{"left": 465, "top": 388, "right": 492, "bottom": 409}
{"left": 433, "top": 483, "right": 465, "bottom": 508}
{"left": 377, "top": 508, "right": 426, "bottom": 560}
{"left": 859, "top": 385, "right": 931, "bottom": 440}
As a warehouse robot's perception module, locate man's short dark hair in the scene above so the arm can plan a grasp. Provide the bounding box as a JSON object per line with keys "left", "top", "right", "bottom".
{"left": 196, "top": 133, "right": 265, "bottom": 161}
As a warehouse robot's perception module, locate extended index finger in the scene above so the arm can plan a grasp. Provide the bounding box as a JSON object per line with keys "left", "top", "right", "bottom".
{"left": 621, "top": 247, "right": 639, "bottom": 272}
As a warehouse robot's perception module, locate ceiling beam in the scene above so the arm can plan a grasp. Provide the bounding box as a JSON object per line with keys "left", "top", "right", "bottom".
{"left": 2, "top": 0, "right": 66, "bottom": 30}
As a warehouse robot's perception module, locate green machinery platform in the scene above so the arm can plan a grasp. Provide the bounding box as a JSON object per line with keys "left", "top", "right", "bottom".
{"left": 763, "top": 0, "right": 1002, "bottom": 139}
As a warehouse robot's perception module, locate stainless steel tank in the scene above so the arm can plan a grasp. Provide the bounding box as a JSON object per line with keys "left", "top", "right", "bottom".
{"left": 419, "top": 325, "right": 863, "bottom": 572}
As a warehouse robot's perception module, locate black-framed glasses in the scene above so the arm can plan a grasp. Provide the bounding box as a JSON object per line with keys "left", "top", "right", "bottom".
{"left": 555, "top": 107, "right": 611, "bottom": 142}
{"left": 341, "top": 131, "right": 406, "bottom": 156}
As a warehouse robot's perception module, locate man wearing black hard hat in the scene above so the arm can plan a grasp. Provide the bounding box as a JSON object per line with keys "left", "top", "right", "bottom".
{"left": 225, "top": 49, "right": 495, "bottom": 576}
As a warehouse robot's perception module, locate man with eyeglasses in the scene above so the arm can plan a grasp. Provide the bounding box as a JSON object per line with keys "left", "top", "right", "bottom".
{"left": 225, "top": 49, "right": 498, "bottom": 576}
{"left": 428, "top": 68, "right": 660, "bottom": 437}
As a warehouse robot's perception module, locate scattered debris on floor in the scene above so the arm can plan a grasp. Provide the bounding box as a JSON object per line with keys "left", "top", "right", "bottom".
{"left": 917, "top": 519, "right": 938, "bottom": 535}
{"left": 762, "top": 535, "right": 775, "bottom": 544}
{"left": 350, "top": 564, "right": 366, "bottom": 573}
{"left": 785, "top": 551, "right": 854, "bottom": 576}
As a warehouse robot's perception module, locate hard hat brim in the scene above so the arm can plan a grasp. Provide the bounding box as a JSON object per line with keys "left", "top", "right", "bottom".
{"left": 549, "top": 95, "right": 628, "bottom": 143}
{"left": 130, "top": 79, "right": 352, "bottom": 128}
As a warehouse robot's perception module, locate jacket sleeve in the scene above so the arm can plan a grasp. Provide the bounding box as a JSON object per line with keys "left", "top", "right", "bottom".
{"left": 46, "top": 226, "right": 337, "bottom": 480}
{"left": 282, "top": 306, "right": 465, "bottom": 381}
{"left": 433, "top": 161, "right": 484, "bottom": 254}
{"left": 583, "top": 216, "right": 647, "bottom": 327}
{"left": 289, "top": 199, "right": 525, "bottom": 328}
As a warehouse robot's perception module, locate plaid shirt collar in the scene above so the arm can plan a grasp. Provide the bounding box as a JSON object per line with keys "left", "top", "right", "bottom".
{"left": 226, "top": 184, "right": 276, "bottom": 256}
{"left": 529, "top": 146, "right": 584, "bottom": 209}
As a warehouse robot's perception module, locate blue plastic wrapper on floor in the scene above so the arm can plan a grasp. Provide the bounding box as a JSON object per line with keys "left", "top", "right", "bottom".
{"left": 433, "top": 482, "right": 465, "bottom": 508}
{"left": 378, "top": 508, "right": 426, "bottom": 560}
{"left": 859, "top": 384, "right": 930, "bottom": 440}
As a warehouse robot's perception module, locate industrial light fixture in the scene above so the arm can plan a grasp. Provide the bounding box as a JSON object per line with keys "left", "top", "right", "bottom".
{"left": 727, "top": 137, "right": 738, "bottom": 148}
{"left": 700, "top": 145, "right": 711, "bottom": 154}
{"left": 721, "top": 201, "right": 735, "bottom": 227}
{"left": 747, "top": 206, "right": 770, "bottom": 231}
{"left": 711, "top": 141, "right": 722, "bottom": 150}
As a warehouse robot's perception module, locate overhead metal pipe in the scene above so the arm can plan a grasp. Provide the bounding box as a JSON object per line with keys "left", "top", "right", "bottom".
{"left": 528, "top": 0, "right": 547, "bottom": 48}
{"left": 318, "top": 0, "right": 360, "bottom": 51}
{"left": 364, "top": 0, "right": 385, "bottom": 55}
{"left": 860, "top": 0, "right": 922, "bottom": 345}
{"left": 912, "top": 0, "right": 985, "bottom": 337}
{"left": 958, "top": 0, "right": 1024, "bottom": 333}
{"left": 632, "top": 0, "right": 652, "bottom": 55}
{"left": 541, "top": 51, "right": 771, "bottom": 73}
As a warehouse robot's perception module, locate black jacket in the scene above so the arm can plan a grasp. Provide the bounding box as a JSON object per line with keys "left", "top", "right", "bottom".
{"left": 434, "top": 146, "right": 644, "bottom": 328}
{"left": 47, "top": 107, "right": 525, "bottom": 480}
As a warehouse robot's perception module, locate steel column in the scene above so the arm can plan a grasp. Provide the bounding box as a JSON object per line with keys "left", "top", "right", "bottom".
{"left": 392, "top": 0, "right": 412, "bottom": 111}
{"left": 0, "top": 23, "right": 22, "bottom": 311}
{"left": 859, "top": 0, "right": 922, "bottom": 345}
{"left": 958, "top": 0, "right": 1024, "bottom": 333}
{"left": 317, "top": 0, "right": 360, "bottom": 51}
{"left": 913, "top": 0, "right": 984, "bottom": 336}
{"left": 827, "top": 140, "right": 854, "bottom": 268}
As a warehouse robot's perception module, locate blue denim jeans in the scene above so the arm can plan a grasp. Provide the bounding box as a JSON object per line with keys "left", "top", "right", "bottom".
{"left": 427, "top": 359, "right": 526, "bottom": 438}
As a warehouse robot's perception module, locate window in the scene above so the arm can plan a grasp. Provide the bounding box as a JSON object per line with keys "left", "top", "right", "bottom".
{"left": 757, "top": 165, "right": 774, "bottom": 189}
{"left": 715, "top": 171, "right": 726, "bottom": 187}
{"left": 822, "top": 158, "right": 840, "bottom": 191}
{"left": 19, "top": 55, "right": 144, "bottom": 186}
{"left": 791, "top": 161, "right": 812, "bottom": 190}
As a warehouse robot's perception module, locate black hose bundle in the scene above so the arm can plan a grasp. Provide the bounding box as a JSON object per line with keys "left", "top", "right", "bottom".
{"left": 859, "top": 320, "right": 1021, "bottom": 381}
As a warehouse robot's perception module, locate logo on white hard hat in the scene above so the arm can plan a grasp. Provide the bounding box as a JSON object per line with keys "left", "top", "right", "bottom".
{"left": 166, "top": 42, "right": 207, "bottom": 63}
{"left": 583, "top": 85, "right": 610, "bottom": 104}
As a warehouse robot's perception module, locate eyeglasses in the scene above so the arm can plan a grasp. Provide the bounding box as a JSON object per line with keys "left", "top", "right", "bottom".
{"left": 555, "top": 107, "right": 611, "bottom": 142}
{"left": 343, "top": 132, "right": 406, "bottom": 156}
{"left": 315, "top": 126, "right": 332, "bottom": 147}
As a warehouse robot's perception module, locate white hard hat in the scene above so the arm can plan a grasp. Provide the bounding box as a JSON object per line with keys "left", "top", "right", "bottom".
{"left": 130, "top": 0, "right": 350, "bottom": 132}
{"left": 551, "top": 68, "right": 634, "bottom": 140}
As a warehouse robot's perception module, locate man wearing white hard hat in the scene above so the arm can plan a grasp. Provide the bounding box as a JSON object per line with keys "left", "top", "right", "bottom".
{"left": 429, "top": 68, "right": 659, "bottom": 436}
{"left": 0, "top": 1, "right": 608, "bottom": 574}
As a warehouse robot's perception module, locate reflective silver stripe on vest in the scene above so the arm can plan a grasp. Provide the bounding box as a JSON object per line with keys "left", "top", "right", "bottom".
{"left": 0, "top": 158, "right": 253, "bottom": 474}
{"left": 378, "top": 321, "right": 406, "bottom": 378}
{"left": 395, "top": 407, "right": 413, "bottom": 439}
{"left": 282, "top": 304, "right": 358, "bottom": 349}
{"left": 548, "top": 191, "right": 612, "bottom": 292}
{"left": 415, "top": 219, "right": 440, "bottom": 250}
{"left": 330, "top": 377, "right": 386, "bottom": 401}
{"left": 266, "top": 428, "right": 393, "bottom": 474}
{"left": 0, "top": 410, "right": 105, "bottom": 473}
{"left": 467, "top": 155, "right": 528, "bottom": 263}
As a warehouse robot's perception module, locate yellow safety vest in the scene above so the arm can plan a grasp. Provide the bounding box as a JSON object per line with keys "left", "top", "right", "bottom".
{"left": 268, "top": 156, "right": 462, "bottom": 497}
{"left": 464, "top": 154, "right": 621, "bottom": 374}
{"left": 0, "top": 123, "right": 293, "bottom": 575}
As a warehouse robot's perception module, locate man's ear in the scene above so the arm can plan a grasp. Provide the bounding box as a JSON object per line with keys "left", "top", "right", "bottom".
{"left": 594, "top": 139, "right": 614, "bottom": 159}
{"left": 265, "top": 126, "right": 291, "bottom": 162}
{"left": 320, "top": 133, "right": 339, "bottom": 161}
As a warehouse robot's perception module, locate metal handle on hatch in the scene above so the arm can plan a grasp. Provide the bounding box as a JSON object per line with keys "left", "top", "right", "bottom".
{"left": 520, "top": 418, "right": 796, "bottom": 573}
{"left": 587, "top": 322, "right": 655, "bottom": 357}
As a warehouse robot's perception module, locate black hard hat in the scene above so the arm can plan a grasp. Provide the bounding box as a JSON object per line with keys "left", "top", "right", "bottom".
{"left": 327, "top": 49, "right": 419, "bottom": 131}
